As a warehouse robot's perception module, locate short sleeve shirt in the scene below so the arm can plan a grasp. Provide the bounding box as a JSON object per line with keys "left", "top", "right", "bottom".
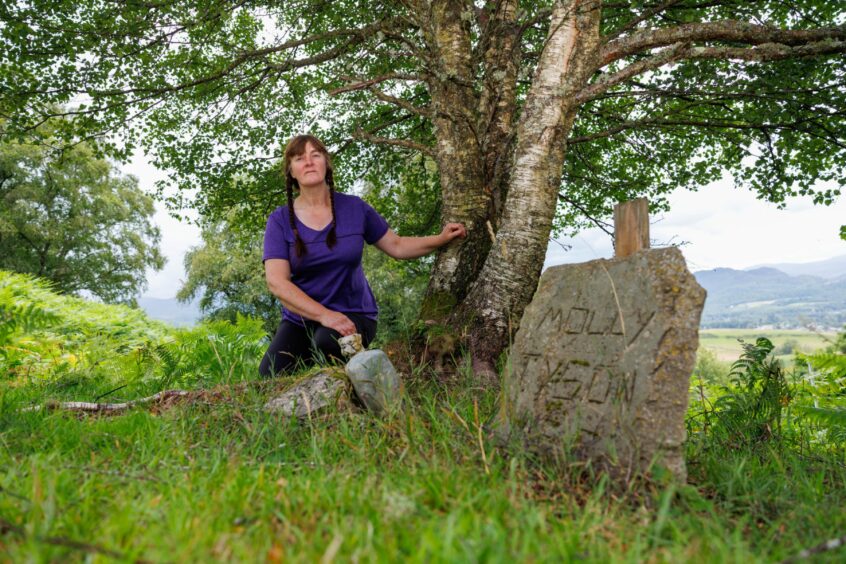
{"left": 262, "top": 192, "right": 390, "bottom": 325}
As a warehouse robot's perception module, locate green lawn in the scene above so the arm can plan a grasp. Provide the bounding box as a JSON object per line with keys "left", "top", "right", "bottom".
{"left": 2, "top": 364, "right": 845, "bottom": 562}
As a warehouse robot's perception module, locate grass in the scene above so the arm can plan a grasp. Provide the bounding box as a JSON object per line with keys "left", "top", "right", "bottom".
{"left": 2, "top": 273, "right": 845, "bottom": 562}
{"left": 2, "top": 360, "right": 846, "bottom": 562}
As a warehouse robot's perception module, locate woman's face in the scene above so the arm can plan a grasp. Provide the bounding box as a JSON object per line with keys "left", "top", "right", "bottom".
{"left": 289, "top": 142, "right": 328, "bottom": 188}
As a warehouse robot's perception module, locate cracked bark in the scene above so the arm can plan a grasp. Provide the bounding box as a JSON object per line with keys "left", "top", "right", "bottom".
{"left": 454, "top": 0, "right": 603, "bottom": 379}
{"left": 418, "top": 0, "right": 491, "bottom": 319}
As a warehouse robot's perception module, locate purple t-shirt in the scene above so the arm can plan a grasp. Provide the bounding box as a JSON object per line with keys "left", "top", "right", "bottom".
{"left": 262, "top": 192, "right": 390, "bottom": 326}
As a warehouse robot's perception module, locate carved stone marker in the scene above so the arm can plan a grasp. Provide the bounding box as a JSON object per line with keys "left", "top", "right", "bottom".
{"left": 500, "top": 247, "right": 705, "bottom": 482}
{"left": 263, "top": 343, "right": 403, "bottom": 419}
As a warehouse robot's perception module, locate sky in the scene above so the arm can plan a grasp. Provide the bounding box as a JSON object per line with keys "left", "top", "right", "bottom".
{"left": 544, "top": 178, "right": 846, "bottom": 274}
{"left": 123, "top": 154, "right": 846, "bottom": 300}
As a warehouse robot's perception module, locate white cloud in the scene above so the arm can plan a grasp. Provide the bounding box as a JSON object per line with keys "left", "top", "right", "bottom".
{"left": 120, "top": 151, "right": 201, "bottom": 300}
{"left": 546, "top": 178, "right": 846, "bottom": 273}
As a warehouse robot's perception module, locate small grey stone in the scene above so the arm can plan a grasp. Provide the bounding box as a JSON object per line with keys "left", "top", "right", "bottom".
{"left": 264, "top": 369, "right": 348, "bottom": 418}
{"left": 345, "top": 350, "right": 402, "bottom": 416}
{"left": 501, "top": 247, "right": 706, "bottom": 483}
{"left": 339, "top": 333, "right": 363, "bottom": 357}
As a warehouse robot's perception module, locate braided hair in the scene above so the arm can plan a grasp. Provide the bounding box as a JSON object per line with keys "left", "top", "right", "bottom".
{"left": 283, "top": 135, "right": 338, "bottom": 258}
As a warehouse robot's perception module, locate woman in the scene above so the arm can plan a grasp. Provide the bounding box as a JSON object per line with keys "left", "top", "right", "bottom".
{"left": 259, "top": 134, "right": 466, "bottom": 376}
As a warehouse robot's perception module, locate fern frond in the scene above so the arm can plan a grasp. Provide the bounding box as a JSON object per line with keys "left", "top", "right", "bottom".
{"left": 795, "top": 405, "right": 846, "bottom": 428}
{"left": 799, "top": 352, "right": 846, "bottom": 378}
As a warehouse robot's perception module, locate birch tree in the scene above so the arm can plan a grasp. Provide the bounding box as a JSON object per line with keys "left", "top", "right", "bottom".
{"left": 2, "top": 1, "right": 844, "bottom": 379}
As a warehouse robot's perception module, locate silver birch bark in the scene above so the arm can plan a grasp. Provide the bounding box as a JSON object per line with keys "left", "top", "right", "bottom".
{"left": 456, "top": 0, "right": 603, "bottom": 376}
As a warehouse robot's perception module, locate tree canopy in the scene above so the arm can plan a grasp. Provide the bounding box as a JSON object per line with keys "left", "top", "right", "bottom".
{"left": 0, "top": 126, "right": 164, "bottom": 304}
{"left": 2, "top": 2, "right": 843, "bottom": 222}
{"left": 177, "top": 214, "right": 278, "bottom": 332}
{"left": 2, "top": 0, "right": 844, "bottom": 374}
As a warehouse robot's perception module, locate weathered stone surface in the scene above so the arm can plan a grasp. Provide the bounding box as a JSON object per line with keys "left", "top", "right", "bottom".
{"left": 345, "top": 350, "right": 402, "bottom": 416}
{"left": 264, "top": 369, "right": 349, "bottom": 418}
{"left": 501, "top": 247, "right": 705, "bottom": 482}
{"left": 339, "top": 333, "right": 363, "bottom": 357}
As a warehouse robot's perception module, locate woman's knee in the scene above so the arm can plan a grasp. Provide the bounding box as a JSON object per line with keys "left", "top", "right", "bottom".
{"left": 259, "top": 351, "right": 297, "bottom": 377}
{"left": 312, "top": 328, "right": 343, "bottom": 362}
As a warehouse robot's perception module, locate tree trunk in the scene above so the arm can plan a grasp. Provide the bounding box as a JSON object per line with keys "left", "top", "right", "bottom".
{"left": 419, "top": 0, "right": 521, "bottom": 322}
{"left": 455, "top": 0, "right": 602, "bottom": 379}
{"left": 477, "top": 0, "right": 521, "bottom": 227}
{"left": 418, "top": 0, "right": 490, "bottom": 320}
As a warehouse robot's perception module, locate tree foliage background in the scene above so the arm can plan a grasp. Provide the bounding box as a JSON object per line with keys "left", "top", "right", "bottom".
{"left": 0, "top": 124, "right": 164, "bottom": 304}
{"left": 1, "top": 0, "right": 844, "bottom": 370}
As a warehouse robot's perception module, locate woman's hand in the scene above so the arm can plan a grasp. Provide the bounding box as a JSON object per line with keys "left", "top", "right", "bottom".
{"left": 319, "top": 310, "right": 357, "bottom": 336}
{"left": 439, "top": 223, "right": 467, "bottom": 245}
{"left": 375, "top": 224, "right": 467, "bottom": 259}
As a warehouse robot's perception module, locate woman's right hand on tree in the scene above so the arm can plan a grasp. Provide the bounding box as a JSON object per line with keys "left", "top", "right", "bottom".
{"left": 319, "top": 310, "right": 357, "bottom": 336}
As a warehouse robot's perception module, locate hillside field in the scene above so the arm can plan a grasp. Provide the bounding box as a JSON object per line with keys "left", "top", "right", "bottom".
{"left": 699, "top": 328, "right": 837, "bottom": 361}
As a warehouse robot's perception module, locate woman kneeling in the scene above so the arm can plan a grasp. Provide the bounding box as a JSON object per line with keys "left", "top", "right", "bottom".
{"left": 259, "top": 135, "right": 465, "bottom": 376}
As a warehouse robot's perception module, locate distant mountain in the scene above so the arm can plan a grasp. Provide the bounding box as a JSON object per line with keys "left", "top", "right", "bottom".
{"left": 747, "top": 254, "right": 846, "bottom": 280}
{"left": 137, "top": 296, "right": 202, "bottom": 327}
{"left": 694, "top": 266, "right": 846, "bottom": 329}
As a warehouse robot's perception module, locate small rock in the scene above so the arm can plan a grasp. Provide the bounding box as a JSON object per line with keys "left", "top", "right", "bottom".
{"left": 339, "top": 333, "right": 363, "bottom": 357}
{"left": 345, "top": 350, "right": 402, "bottom": 416}
{"left": 264, "top": 369, "right": 349, "bottom": 418}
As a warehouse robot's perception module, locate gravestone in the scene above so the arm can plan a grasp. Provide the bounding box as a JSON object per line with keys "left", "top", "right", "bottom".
{"left": 499, "top": 247, "right": 705, "bottom": 482}
{"left": 263, "top": 336, "right": 402, "bottom": 419}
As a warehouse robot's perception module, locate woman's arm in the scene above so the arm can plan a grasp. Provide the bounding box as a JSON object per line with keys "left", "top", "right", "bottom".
{"left": 374, "top": 223, "right": 466, "bottom": 260}
{"left": 264, "top": 259, "right": 356, "bottom": 335}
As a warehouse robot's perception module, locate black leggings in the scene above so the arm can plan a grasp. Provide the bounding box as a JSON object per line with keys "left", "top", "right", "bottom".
{"left": 258, "top": 313, "right": 377, "bottom": 377}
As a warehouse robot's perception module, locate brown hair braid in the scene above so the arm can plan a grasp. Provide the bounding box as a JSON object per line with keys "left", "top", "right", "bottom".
{"left": 285, "top": 171, "right": 307, "bottom": 258}
{"left": 282, "top": 134, "right": 338, "bottom": 257}
{"left": 325, "top": 167, "right": 337, "bottom": 249}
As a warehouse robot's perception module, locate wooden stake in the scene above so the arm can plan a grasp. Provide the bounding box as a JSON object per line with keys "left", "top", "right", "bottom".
{"left": 614, "top": 198, "right": 650, "bottom": 258}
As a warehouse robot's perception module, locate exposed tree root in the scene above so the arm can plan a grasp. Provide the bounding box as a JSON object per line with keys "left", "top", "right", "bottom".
{"left": 19, "top": 376, "right": 332, "bottom": 416}
{"left": 21, "top": 390, "right": 192, "bottom": 414}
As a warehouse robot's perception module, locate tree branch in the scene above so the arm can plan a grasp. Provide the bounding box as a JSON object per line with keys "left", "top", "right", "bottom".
{"left": 600, "top": 20, "right": 846, "bottom": 65}
{"left": 327, "top": 73, "right": 422, "bottom": 95}
{"left": 258, "top": 19, "right": 400, "bottom": 60}
{"left": 604, "top": 0, "right": 683, "bottom": 42}
{"left": 518, "top": 8, "right": 552, "bottom": 37}
{"left": 22, "top": 390, "right": 191, "bottom": 414}
{"left": 581, "top": 37, "right": 845, "bottom": 104}
{"left": 21, "top": 18, "right": 403, "bottom": 98}
{"left": 353, "top": 129, "right": 435, "bottom": 157}
{"left": 683, "top": 39, "right": 846, "bottom": 63}
{"left": 335, "top": 114, "right": 416, "bottom": 155}
{"left": 568, "top": 114, "right": 846, "bottom": 151}
{"left": 578, "top": 83, "right": 846, "bottom": 103}
{"left": 576, "top": 41, "right": 689, "bottom": 104}
{"left": 365, "top": 87, "right": 433, "bottom": 118}
{"left": 557, "top": 192, "right": 613, "bottom": 235}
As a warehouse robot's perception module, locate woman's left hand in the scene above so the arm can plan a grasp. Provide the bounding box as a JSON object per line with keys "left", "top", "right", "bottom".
{"left": 440, "top": 223, "right": 467, "bottom": 245}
